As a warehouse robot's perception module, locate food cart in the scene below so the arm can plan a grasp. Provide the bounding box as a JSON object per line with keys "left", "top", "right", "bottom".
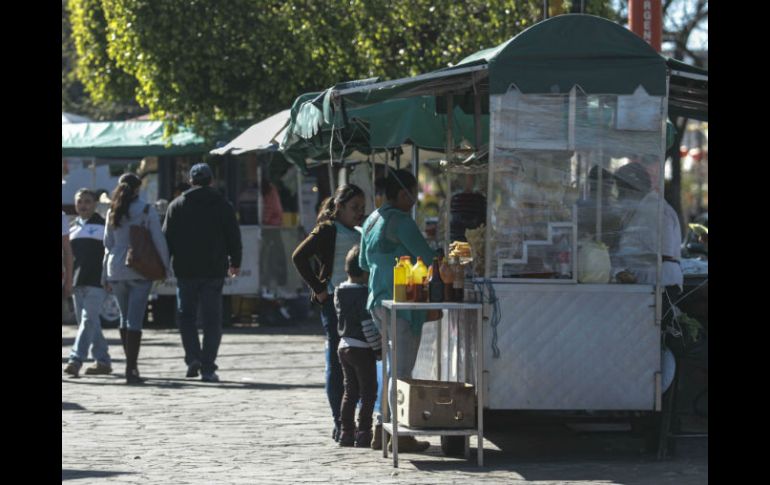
{"left": 280, "top": 14, "right": 708, "bottom": 457}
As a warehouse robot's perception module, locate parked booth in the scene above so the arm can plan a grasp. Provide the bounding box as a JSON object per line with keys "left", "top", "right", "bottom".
{"left": 280, "top": 14, "right": 708, "bottom": 458}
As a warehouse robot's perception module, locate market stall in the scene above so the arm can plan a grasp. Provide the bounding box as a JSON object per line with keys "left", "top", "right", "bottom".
{"left": 280, "top": 13, "right": 707, "bottom": 456}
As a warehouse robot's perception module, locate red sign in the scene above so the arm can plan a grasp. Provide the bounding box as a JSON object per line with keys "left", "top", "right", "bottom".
{"left": 629, "top": 0, "right": 662, "bottom": 52}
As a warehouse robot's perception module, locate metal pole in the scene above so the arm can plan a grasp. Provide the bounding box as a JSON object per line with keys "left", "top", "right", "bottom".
{"left": 544, "top": 0, "right": 549, "bottom": 20}
{"left": 473, "top": 74, "right": 482, "bottom": 152}
{"left": 412, "top": 143, "right": 419, "bottom": 220}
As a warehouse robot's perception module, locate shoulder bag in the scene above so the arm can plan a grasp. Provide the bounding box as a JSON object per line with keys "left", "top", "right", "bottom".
{"left": 126, "top": 204, "right": 167, "bottom": 281}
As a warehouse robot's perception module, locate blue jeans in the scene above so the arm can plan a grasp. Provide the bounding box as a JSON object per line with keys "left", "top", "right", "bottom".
{"left": 176, "top": 278, "right": 224, "bottom": 375}
{"left": 111, "top": 279, "right": 153, "bottom": 331}
{"left": 320, "top": 298, "right": 344, "bottom": 425}
{"left": 69, "top": 286, "right": 111, "bottom": 366}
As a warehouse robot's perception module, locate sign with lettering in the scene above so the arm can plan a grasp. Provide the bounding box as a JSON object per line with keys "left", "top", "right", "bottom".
{"left": 629, "top": 0, "right": 662, "bottom": 52}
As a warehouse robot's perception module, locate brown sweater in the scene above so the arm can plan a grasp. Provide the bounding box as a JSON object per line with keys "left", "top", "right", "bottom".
{"left": 291, "top": 221, "right": 337, "bottom": 303}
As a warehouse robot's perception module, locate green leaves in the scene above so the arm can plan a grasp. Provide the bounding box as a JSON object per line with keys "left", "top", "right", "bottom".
{"left": 66, "top": 0, "right": 611, "bottom": 139}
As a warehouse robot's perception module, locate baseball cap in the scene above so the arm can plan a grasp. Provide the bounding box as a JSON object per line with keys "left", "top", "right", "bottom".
{"left": 189, "top": 163, "right": 213, "bottom": 184}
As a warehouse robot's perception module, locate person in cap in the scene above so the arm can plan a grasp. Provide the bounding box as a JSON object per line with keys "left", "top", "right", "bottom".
{"left": 613, "top": 159, "right": 683, "bottom": 292}
{"left": 163, "top": 163, "right": 242, "bottom": 382}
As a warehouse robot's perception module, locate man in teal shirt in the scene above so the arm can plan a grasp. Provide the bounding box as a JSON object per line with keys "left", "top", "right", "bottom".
{"left": 359, "top": 169, "right": 436, "bottom": 452}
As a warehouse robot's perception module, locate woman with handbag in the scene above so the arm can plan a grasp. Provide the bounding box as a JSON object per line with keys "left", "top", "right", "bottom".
{"left": 102, "top": 173, "right": 170, "bottom": 384}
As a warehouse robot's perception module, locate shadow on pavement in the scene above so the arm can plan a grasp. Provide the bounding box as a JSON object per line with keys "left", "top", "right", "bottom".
{"left": 409, "top": 420, "right": 707, "bottom": 482}
{"left": 61, "top": 376, "right": 323, "bottom": 391}
{"left": 62, "top": 469, "right": 134, "bottom": 481}
{"left": 62, "top": 402, "right": 86, "bottom": 411}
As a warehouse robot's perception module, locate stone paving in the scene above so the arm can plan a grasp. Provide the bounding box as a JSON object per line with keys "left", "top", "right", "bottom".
{"left": 62, "top": 320, "right": 707, "bottom": 484}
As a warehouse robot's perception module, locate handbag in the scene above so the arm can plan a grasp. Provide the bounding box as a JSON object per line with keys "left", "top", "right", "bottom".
{"left": 125, "top": 205, "right": 166, "bottom": 281}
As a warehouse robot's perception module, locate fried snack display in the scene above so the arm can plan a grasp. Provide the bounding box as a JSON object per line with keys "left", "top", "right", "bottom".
{"left": 464, "top": 224, "right": 486, "bottom": 276}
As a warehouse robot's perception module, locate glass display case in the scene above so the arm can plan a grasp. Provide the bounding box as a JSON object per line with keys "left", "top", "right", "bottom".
{"left": 485, "top": 86, "right": 666, "bottom": 284}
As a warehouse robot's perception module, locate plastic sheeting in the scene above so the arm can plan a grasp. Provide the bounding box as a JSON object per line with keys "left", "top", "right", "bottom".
{"left": 485, "top": 85, "right": 665, "bottom": 284}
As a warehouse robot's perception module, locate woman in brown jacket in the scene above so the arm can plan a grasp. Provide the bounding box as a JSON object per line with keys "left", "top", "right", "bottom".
{"left": 292, "top": 184, "right": 366, "bottom": 442}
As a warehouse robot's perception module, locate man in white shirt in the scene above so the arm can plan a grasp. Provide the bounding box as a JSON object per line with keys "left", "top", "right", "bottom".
{"left": 614, "top": 161, "right": 683, "bottom": 290}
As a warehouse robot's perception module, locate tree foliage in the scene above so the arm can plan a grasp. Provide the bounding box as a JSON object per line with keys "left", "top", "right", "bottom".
{"left": 67, "top": 0, "right": 620, "bottom": 137}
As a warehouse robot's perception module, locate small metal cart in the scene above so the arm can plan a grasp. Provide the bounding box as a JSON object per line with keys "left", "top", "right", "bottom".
{"left": 381, "top": 300, "right": 484, "bottom": 467}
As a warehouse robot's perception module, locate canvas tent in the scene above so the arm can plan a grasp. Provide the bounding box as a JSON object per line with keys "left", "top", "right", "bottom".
{"left": 210, "top": 110, "right": 291, "bottom": 156}
{"left": 280, "top": 14, "right": 706, "bottom": 167}
{"left": 62, "top": 121, "right": 212, "bottom": 158}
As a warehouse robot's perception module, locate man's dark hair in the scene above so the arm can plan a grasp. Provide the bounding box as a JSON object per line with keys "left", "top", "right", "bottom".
{"left": 74, "top": 188, "right": 97, "bottom": 201}
{"left": 344, "top": 244, "right": 364, "bottom": 278}
{"left": 384, "top": 169, "right": 417, "bottom": 201}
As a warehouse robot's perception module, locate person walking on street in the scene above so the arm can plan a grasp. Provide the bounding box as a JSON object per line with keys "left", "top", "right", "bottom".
{"left": 292, "top": 184, "right": 366, "bottom": 442}
{"left": 64, "top": 189, "right": 113, "bottom": 377}
{"left": 103, "top": 173, "right": 171, "bottom": 384}
{"left": 163, "top": 163, "right": 242, "bottom": 383}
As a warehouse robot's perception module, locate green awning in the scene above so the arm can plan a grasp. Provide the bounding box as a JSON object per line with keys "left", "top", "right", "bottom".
{"left": 279, "top": 92, "right": 488, "bottom": 172}
{"left": 62, "top": 121, "right": 210, "bottom": 158}
{"left": 280, "top": 15, "right": 706, "bottom": 167}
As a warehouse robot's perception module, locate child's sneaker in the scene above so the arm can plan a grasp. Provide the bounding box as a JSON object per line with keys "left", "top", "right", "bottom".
{"left": 354, "top": 429, "right": 372, "bottom": 448}
{"left": 338, "top": 431, "right": 355, "bottom": 447}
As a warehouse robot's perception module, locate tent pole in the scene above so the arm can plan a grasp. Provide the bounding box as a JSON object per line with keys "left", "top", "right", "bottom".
{"left": 473, "top": 73, "right": 482, "bottom": 152}
{"left": 446, "top": 94, "right": 454, "bottom": 158}
{"left": 412, "top": 143, "right": 419, "bottom": 220}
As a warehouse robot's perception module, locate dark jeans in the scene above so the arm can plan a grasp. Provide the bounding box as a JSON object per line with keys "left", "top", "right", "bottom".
{"left": 176, "top": 278, "right": 225, "bottom": 374}
{"left": 338, "top": 346, "right": 377, "bottom": 434}
{"left": 320, "top": 298, "right": 344, "bottom": 425}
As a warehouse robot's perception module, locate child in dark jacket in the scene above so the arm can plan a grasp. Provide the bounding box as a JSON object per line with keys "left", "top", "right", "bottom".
{"left": 335, "top": 244, "right": 379, "bottom": 447}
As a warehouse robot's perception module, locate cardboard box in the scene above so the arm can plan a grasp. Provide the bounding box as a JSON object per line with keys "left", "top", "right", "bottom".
{"left": 396, "top": 378, "right": 475, "bottom": 429}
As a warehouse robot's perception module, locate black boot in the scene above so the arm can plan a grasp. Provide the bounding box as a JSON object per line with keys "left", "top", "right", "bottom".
{"left": 125, "top": 330, "right": 146, "bottom": 385}
{"left": 119, "top": 328, "right": 127, "bottom": 355}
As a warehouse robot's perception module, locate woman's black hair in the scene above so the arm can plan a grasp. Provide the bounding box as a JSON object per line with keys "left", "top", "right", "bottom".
{"left": 316, "top": 184, "right": 365, "bottom": 223}
{"left": 384, "top": 169, "right": 417, "bottom": 201}
{"left": 109, "top": 173, "right": 142, "bottom": 227}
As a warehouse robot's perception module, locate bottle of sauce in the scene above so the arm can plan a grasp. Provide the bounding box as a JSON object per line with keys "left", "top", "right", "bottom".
{"left": 412, "top": 257, "right": 429, "bottom": 302}
{"left": 452, "top": 258, "right": 465, "bottom": 302}
{"left": 428, "top": 255, "right": 445, "bottom": 303}
{"left": 440, "top": 253, "right": 454, "bottom": 302}
{"left": 393, "top": 256, "right": 409, "bottom": 302}
{"left": 402, "top": 256, "right": 416, "bottom": 301}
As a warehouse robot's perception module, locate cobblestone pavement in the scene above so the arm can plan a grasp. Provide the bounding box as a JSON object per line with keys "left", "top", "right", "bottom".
{"left": 62, "top": 321, "right": 707, "bottom": 484}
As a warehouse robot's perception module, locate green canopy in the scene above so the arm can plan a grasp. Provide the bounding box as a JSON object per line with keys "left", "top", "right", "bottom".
{"left": 62, "top": 121, "right": 210, "bottom": 158}
{"left": 280, "top": 15, "right": 706, "bottom": 167}
{"left": 280, "top": 92, "right": 489, "bottom": 172}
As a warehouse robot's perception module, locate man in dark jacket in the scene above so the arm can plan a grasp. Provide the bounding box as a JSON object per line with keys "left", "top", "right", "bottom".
{"left": 163, "top": 163, "right": 242, "bottom": 382}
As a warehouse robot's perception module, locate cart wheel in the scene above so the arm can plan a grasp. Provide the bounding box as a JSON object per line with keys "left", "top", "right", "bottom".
{"left": 693, "top": 389, "right": 708, "bottom": 418}
{"left": 440, "top": 436, "right": 465, "bottom": 456}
